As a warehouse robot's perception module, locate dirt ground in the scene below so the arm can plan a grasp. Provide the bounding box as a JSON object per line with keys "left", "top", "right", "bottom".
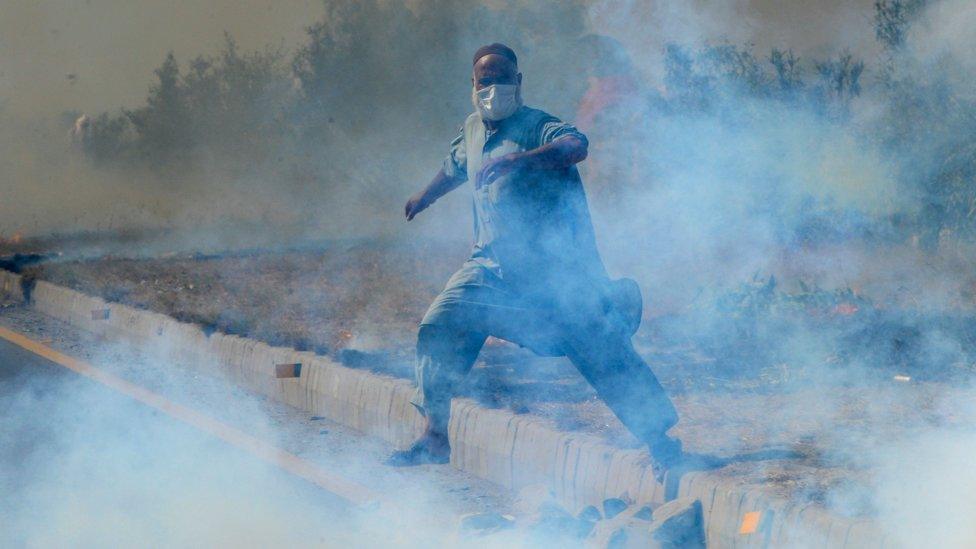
{"left": 7, "top": 234, "right": 976, "bottom": 519}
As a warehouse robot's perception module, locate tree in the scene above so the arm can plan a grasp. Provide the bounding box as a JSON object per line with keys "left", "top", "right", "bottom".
{"left": 126, "top": 52, "right": 189, "bottom": 164}
{"left": 874, "top": 0, "right": 929, "bottom": 51}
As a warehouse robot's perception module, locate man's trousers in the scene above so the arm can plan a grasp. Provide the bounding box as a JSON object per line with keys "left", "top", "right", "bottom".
{"left": 410, "top": 261, "right": 678, "bottom": 445}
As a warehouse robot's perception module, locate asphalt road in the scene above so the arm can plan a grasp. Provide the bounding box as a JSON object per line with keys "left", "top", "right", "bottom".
{"left": 0, "top": 336, "right": 368, "bottom": 547}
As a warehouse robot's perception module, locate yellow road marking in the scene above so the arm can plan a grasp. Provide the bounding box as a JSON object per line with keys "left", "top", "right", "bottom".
{"left": 0, "top": 326, "right": 380, "bottom": 508}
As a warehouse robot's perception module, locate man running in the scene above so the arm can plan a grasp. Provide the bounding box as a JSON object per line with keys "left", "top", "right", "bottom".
{"left": 393, "top": 43, "right": 683, "bottom": 476}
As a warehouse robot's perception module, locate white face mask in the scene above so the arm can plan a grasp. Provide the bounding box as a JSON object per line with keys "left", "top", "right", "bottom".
{"left": 472, "top": 84, "right": 522, "bottom": 121}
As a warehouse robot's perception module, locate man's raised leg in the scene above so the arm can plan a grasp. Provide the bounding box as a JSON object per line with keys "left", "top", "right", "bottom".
{"left": 561, "top": 322, "right": 682, "bottom": 475}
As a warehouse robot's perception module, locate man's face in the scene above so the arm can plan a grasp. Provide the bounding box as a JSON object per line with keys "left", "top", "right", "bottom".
{"left": 472, "top": 54, "right": 521, "bottom": 90}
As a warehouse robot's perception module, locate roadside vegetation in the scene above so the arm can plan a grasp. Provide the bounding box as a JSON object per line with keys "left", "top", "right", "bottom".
{"left": 72, "top": 1, "right": 974, "bottom": 244}
{"left": 36, "top": 0, "right": 976, "bottom": 386}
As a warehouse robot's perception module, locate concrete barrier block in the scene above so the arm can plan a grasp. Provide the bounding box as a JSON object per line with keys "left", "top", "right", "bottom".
{"left": 159, "top": 316, "right": 182, "bottom": 342}
{"left": 290, "top": 351, "right": 317, "bottom": 411}
{"left": 194, "top": 328, "right": 214, "bottom": 358}
{"left": 314, "top": 359, "right": 341, "bottom": 418}
{"left": 45, "top": 285, "right": 67, "bottom": 316}
{"left": 502, "top": 414, "right": 527, "bottom": 488}
{"left": 361, "top": 373, "right": 391, "bottom": 437}
{"left": 368, "top": 374, "right": 395, "bottom": 437}
{"left": 31, "top": 281, "right": 60, "bottom": 316}
{"left": 569, "top": 439, "right": 595, "bottom": 512}
{"left": 277, "top": 350, "right": 308, "bottom": 409}
{"left": 351, "top": 372, "right": 380, "bottom": 434}
{"left": 113, "top": 304, "right": 145, "bottom": 340}
{"left": 339, "top": 369, "right": 368, "bottom": 427}
{"left": 49, "top": 283, "right": 75, "bottom": 317}
{"left": 372, "top": 379, "right": 401, "bottom": 443}
{"left": 352, "top": 371, "right": 376, "bottom": 431}
{"left": 359, "top": 372, "right": 389, "bottom": 439}
{"left": 208, "top": 333, "right": 229, "bottom": 368}
{"left": 103, "top": 302, "right": 125, "bottom": 332}
{"left": 602, "top": 450, "right": 631, "bottom": 502}
{"left": 392, "top": 381, "right": 424, "bottom": 446}
{"left": 502, "top": 415, "right": 532, "bottom": 488}
{"left": 510, "top": 417, "right": 560, "bottom": 490}
{"left": 603, "top": 450, "right": 644, "bottom": 505}
{"left": 208, "top": 332, "right": 232, "bottom": 377}
{"left": 463, "top": 401, "right": 503, "bottom": 480}
{"left": 484, "top": 410, "right": 520, "bottom": 487}
{"left": 552, "top": 433, "right": 583, "bottom": 507}
{"left": 799, "top": 506, "right": 839, "bottom": 548}
{"left": 561, "top": 435, "right": 612, "bottom": 511}
{"left": 143, "top": 311, "right": 166, "bottom": 339}
{"left": 329, "top": 366, "right": 356, "bottom": 426}
{"left": 55, "top": 286, "right": 79, "bottom": 321}
{"left": 59, "top": 287, "right": 84, "bottom": 323}
{"left": 144, "top": 311, "right": 166, "bottom": 339}
{"left": 231, "top": 337, "right": 257, "bottom": 384}
{"left": 704, "top": 478, "right": 746, "bottom": 545}
{"left": 119, "top": 306, "right": 148, "bottom": 340}
{"left": 470, "top": 405, "right": 502, "bottom": 481}
{"left": 648, "top": 497, "right": 706, "bottom": 548}
{"left": 305, "top": 358, "right": 331, "bottom": 418}
{"left": 275, "top": 357, "right": 304, "bottom": 409}
{"left": 255, "top": 343, "right": 281, "bottom": 388}
{"left": 29, "top": 281, "right": 52, "bottom": 313}
{"left": 448, "top": 399, "right": 477, "bottom": 471}
{"left": 86, "top": 298, "right": 111, "bottom": 336}
{"left": 775, "top": 503, "right": 826, "bottom": 547}
{"left": 730, "top": 488, "right": 777, "bottom": 549}
{"left": 243, "top": 342, "right": 273, "bottom": 394}
{"left": 224, "top": 335, "right": 248, "bottom": 372}
{"left": 171, "top": 323, "right": 198, "bottom": 364}
{"left": 676, "top": 469, "right": 697, "bottom": 498}
{"left": 138, "top": 311, "right": 160, "bottom": 341}
{"left": 220, "top": 334, "right": 241, "bottom": 366}
{"left": 72, "top": 292, "right": 100, "bottom": 329}
{"left": 574, "top": 441, "right": 615, "bottom": 513}
{"left": 843, "top": 520, "right": 885, "bottom": 549}
{"left": 318, "top": 360, "right": 348, "bottom": 421}
{"left": 635, "top": 459, "right": 665, "bottom": 507}
{"left": 678, "top": 472, "right": 720, "bottom": 533}
{"left": 300, "top": 357, "right": 323, "bottom": 414}
{"left": 825, "top": 516, "right": 854, "bottom": 549}
{"left": 347, "top": 371, "right": 371, "bottom": 430}
{"left": 767, "top": 502, "right": 803, "bottom": 548}
{"left": 0, "top": 271, "right": 23, "bottom": 301}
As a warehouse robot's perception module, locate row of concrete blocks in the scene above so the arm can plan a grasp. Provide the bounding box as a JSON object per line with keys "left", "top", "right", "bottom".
{"left": 1, "top": 271, "right": 890, "bottom": 548}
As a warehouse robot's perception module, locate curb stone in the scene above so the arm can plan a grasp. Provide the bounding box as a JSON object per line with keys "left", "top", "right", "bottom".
{"left": 0, "top": 269, "right": 889, "bottom": 548}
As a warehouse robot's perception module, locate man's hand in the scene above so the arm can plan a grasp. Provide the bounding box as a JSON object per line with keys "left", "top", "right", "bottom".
{"left": 404, "top": 168, "right": 467, "bottom": 221}
{"left": 475, "top": 153, "right": 522, "bottom": 189}
{"left": 405, "top": 190, "right": 431, "bottom": 221}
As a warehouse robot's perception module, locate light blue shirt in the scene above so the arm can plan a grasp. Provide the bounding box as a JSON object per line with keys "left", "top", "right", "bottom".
{"left": 443, "top": 106, "right": 608, "bottom": 295}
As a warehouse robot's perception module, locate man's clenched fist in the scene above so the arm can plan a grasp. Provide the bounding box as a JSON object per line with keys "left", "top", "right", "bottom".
{"left": 405, "top": 191, "right": 430, "bottom": 221}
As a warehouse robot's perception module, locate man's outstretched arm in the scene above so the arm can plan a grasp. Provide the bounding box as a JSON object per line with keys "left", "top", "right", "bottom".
{"left": 476, "top": 135, "right": 587, "bottom": 189}
{"left": 517, "top": 134, "right": 588, "bottom": 169}
{"left": 405, "top": 168, "right": 466, "bottom": 221}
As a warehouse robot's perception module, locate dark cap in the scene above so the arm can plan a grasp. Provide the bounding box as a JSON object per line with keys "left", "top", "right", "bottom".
{"left": 473, "top": 43, "right": 517, "bottom": 67}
